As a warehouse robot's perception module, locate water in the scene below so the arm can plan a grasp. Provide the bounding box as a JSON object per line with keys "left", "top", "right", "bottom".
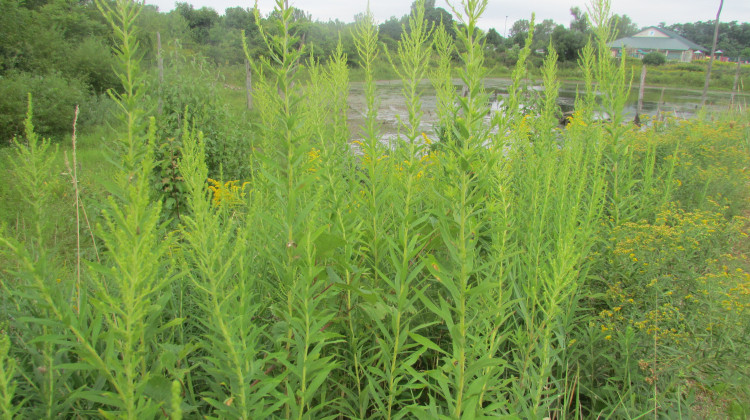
{"left": 347, "top": 78, "right": 748, "bottom": 140}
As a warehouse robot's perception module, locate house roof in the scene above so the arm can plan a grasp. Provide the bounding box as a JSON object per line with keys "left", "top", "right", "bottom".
{"left": 608, "top": 26, "right": 707, "bottom": 52}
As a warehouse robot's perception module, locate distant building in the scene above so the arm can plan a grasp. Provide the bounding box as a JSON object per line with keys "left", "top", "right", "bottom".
{"left": 608, "top": 27, "right": 707, "bottom": 63}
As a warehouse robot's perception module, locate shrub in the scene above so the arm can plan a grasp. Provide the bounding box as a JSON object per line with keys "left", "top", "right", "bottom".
{"left": 68, "top": 37, "right": 119, "bottom": 94}
{"left": 643, "top": 51, "right": 666, "bottom": 66}
{"left": 0, "top": 72, "right": 88, "bottom": 143}
{"left": 155, "top": 53, "right": 250, "bottom": 178}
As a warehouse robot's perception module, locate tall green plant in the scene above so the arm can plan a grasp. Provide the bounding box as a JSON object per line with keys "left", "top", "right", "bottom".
{"left": 179, "top": 127, "right": 281, "bottom": 418}
{"left": 499, "top": 14, "right": 535, "bottom": 133}
{"left": 248, "top": 2, "right": 340, "bottom": 417}
{"left": 413, "top": 1, "right": 517, "bottom": 417}
{"left": 0, "top": 336, "right": 18, "bottom": 420}
{"left": 430, "top": 23, "right": 457, "bottom": 146}
{"left": 0, "top": 95, "right": 73, "bottom": 419}
{"left": 353, "top": 6, "right": 391, "bottom": 277}
{"left": 68, "top": 0, "right": 178, "bottom": 416}
{"left": 508, "top": 44, "right": 607, "bottom": 416}
{"left": 362, "top": 2, "right": 435, "bottom": 418}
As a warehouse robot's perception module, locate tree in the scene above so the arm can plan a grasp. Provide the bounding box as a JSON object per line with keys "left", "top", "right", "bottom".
{"left": 224, "top": 6, "right": 257, "bottom": 34}
{"left": 380, "top": 0, "right": 455, "bottom": 46}
{"left": 508, "top": 19, "right": 530, "bottom": 46}
{"left": 533, "top": 19, "right": 557, "bottom": 50}
{"left": 552, "top": 25, "right": 586, "bottom": 61}
{"left": 379, "top": 16, "right": 403, "bottom": 44}
{"left": 569, "top": 7, "right": 588, "bottom": 33}
{"left": 486, "top": 28, "right": 503, "bottom": 50}
{"left": 669, "top": 21, "right": 750, "bottom": 59}
{"left": 175, "top": 3, "right": 219, "bottom": 45}
{"left": 420, "top": 0, "right": 455, "bottom": 38}
{"left": 611, "top": 14, "right": 639, "bottom": 38}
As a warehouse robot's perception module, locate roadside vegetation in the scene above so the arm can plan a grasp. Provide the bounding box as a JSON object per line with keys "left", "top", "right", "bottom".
{"left": 1, "top": 0, "right": 749, "bottom": 418}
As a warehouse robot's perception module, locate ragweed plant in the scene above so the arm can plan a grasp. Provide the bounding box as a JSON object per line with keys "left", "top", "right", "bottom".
{"left": 76, "top": 0, "right": 178, "bottom": 417}
{"left": 416, "top": 1, "right": 516, "bottom": 418}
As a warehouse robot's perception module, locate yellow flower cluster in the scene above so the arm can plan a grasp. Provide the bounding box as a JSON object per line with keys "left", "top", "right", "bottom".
{"left": 307, "top": 147, "right": 322, "bottom": 173}
{"left": 630, "top": 119, "right": 750, "bottom": 209}
{"left": 599, "top": 200, "right": 750, "bottom": 350}
{"left": 564, "top": 110, "right": 588, "bottom": 129}
{"left": 611, "top": 203, "right": 739, "bottom": 278}
{"left": 207, "top": 178, "right": 250, "bottom": 208}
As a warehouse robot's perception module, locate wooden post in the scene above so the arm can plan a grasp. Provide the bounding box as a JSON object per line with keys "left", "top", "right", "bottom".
{"left": 730, "top": 58, "right": 741, "bottom": 108}
{"left": 635, "top": 64, "right": 647, "bottom": 125}
{"left": 656, "top": 87, "right": 666, "bottom": 121}
{"left": 245, "top": 58, "right": 253, "bottom": 110}
{"left": 157, "top": 31, "right": 164, "bottom": 114}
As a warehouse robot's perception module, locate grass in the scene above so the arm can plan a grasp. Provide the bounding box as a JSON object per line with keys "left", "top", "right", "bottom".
{"left": 555, "top": 58, "right": 747, "bottom": 91}
{"left": 1, "top": 0, "right": 749, "bottom": 418}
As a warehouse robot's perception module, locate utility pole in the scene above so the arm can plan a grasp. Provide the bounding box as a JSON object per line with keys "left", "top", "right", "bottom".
{"left": 701, "top": 0, "right": 724, "bottom": 106}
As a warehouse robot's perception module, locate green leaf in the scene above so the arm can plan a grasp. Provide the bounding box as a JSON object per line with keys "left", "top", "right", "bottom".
{"left": 144, "top": 374, "right": 172, "bottom": 405}
{"left": 315, "top": 232, "right": 346, "bottom": 258}
{"left": 409, "top": 332, "right": 447, "bottom": 356}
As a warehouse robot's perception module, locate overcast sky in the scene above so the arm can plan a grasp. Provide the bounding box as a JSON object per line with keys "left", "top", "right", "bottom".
{"left": 149, "top": 0, "right": 750, "bottom": 34}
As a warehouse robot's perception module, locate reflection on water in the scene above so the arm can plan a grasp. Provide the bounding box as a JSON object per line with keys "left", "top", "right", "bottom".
{"left": 347, "top": 78, "right": 748, "bottom": 140}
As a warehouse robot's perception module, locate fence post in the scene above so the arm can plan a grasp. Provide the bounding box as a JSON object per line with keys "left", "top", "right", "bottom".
{"left": 245, "top": 58, "right": 253, "bottom": 110}
{"left": 157, "top": 31, "right": 164, "bottom": 115}
{"left": 730, "top": 59, "right": 741, "bottom": 108}
{"left": 635, "top": 64, "right": 647, "bottom": 125}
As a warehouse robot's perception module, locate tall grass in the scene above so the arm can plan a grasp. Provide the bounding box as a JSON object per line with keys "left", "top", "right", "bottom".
{"left": 1, "top": 0, "right": 748, "bottom": 418}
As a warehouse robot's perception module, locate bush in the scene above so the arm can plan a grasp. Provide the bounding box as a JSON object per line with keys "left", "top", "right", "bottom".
{"left": 0, "top": 72, "right": 89, "bottom": 143}
{"left": 68, "top": 37, "right": 119, "bottom": 94}
{"left": 156, "top": 54, "right": 250, "bottom": 178}
{"left": 643, "top": 51, "right": 666, "bottom": 66}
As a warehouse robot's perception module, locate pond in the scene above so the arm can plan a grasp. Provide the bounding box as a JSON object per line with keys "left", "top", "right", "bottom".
{"left": 347, "top": 78, "right": 749, "bottom": 140}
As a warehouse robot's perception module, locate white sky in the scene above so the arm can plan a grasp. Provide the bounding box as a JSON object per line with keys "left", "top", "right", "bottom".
{"left": 148, "top": 0, "right": 750, "bottom": 33}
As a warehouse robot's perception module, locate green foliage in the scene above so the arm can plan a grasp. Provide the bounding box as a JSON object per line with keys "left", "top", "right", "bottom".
{"left": 175, "top": 2, "right": 219, "bottom": 45}
{"left": 643, "top": 51, "right": 667, "bottom": 66}
{"left": 0, "top": 95, "right": 75, "bottom": 419}
{"left": 69, "top": 37, "right": 120, "bottom": 94}
{"left": 1, "top": 0, "right": 750, "bottom": 419}
{"left": 0, "top": 73, "right": 88, "bottom": 143}
{"left": 668, "top": 20, "right": 750, "bottom": 60}
{"left": 0, "top": 0, "right": 117, "bottom": 141}
{"left": 552, "top": 24, "right": 588, "bottom": 61}
{"left": 0, "top": 335, "right": 19, "bottom": 420}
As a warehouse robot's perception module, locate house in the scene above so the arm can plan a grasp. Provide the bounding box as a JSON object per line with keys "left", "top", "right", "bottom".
{"left": 608, "top": 26, "right": 707, "bottom": 63}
